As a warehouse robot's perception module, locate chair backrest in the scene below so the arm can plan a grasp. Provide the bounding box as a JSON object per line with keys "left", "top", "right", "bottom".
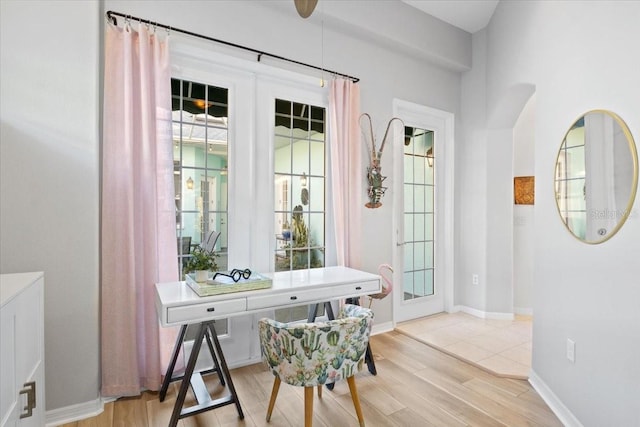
{"left": 258, "top": 304, "right": 373, "bottom": 387}
{"left": 201, "top": 230, "right": 221, "bottom": 254}
{"left": 177, "top": 236, "right": 192, "bottom": 255}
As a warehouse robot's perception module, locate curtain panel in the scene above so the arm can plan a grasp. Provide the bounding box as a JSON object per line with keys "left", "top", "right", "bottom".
{"left": 101, "top": 23, "right": 178, "bottom": 396}
{"left": 329, "top": 79, "right": 362, "bottom": 268}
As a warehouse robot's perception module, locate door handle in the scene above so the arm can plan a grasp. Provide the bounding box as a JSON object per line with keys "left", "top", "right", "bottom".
{"left": 19, "top": 381, "right": 36, "bottom": 419}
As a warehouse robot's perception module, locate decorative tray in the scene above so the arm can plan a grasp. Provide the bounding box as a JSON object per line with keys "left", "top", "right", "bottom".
{"left": 185, "top": 271, "right": 272, "bottom": 297}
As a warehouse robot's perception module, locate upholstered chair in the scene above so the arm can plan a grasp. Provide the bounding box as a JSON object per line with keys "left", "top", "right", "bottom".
{"left": 258, "top": 304, "right": 374, "bottom": 427}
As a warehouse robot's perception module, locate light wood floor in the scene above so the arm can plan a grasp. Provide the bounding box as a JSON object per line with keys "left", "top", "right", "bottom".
{"left": 59, "top": 330, "right": 561, "bottom": 427}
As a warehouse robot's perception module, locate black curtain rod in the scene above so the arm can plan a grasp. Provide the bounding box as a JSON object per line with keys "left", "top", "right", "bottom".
{"left": 106, "top": 10, "right": 359, "bottom": 83}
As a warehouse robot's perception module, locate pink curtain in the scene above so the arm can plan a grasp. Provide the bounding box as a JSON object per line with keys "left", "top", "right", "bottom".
{"left": 101, "top": 23, "right": 178, "bottom": 396}
{"left": 329, "top": 79, "right": 362, "bottom": 268}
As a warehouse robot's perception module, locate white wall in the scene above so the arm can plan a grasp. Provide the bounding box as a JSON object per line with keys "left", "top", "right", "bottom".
{"left": 464, "top": 1, "right": 640, "bottom": 425}
{"left": 513, "top": 95, "right": 536, "bottom": 314}
{"left": 457, "top": 30, "right": 489, "bottom": 310}
{"left": 0, "top": 0, "right": 101, "bottom": 413}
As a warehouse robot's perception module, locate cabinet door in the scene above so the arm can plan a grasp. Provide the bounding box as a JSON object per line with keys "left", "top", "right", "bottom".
{"left": 0, "top": 276, "right": 44, "bottom": 427}
{"left": 1, "top": 302, "right": 18, "bottom": 426}
{"left": 14, "top": 278, "right": 44, "bottom": 426}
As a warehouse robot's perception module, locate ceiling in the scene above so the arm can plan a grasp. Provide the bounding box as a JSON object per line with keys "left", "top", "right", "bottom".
{"left": 401, "top": 0, "right": 499, "bottom": 33}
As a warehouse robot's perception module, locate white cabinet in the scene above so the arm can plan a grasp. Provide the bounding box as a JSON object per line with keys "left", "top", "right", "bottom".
{"left": 1, "top": 272, "right": 45, "bottom": 427}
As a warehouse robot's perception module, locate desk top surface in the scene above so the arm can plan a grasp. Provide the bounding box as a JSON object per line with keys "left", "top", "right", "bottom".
{"left": 156, "top": 266, "right": 380, "bottom": 306}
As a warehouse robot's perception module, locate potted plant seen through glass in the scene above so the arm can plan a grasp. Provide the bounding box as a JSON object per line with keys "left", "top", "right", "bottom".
{"left": 184, "top": 246, "right": 218, "bottom": 282}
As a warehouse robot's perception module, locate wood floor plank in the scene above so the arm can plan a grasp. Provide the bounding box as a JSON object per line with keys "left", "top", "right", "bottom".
{"left": 371, "top": 357, "right": 501, "bottom": 427}
{"left": 415, "top": 364, "right": 541, "bottom": 427}
{"left": 462, "top": 378, "right": 563, "bottom": 427}
{"left": 112, "top": 394, "right": 149, "bottom": 426}
{"left": 61, "top": 330, "right": 561, "bottom": 427}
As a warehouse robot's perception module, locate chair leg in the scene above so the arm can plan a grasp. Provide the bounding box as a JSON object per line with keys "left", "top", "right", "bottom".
{"left": 266, "top": 377, "right": 281, "bottom": 422}
{"left": 304, "top": 386, "right": 314, "bottom": 427}
{"left": 347, "top": 376, "right": 365, "bottom": 427}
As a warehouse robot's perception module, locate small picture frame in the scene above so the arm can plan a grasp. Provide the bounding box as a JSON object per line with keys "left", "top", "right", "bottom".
{"left": 514, "top": 176, "right": 535, "bottom": 205}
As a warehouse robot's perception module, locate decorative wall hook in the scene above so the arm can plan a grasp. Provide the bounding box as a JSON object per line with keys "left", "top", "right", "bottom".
{"left": 360, "top": 114, "right": 404, "bottom": 208}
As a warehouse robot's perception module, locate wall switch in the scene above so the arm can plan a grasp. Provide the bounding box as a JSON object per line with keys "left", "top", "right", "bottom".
{"left": 472, "top": 274, "right": 479, "bottom": 285}
{"left": 566, "top": 339, "right": 575, "bottom": 363}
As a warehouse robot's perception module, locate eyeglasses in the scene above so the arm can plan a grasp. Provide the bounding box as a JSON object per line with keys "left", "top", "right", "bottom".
{"left": 212, "top": 268, "right": 252, "bottom": 283}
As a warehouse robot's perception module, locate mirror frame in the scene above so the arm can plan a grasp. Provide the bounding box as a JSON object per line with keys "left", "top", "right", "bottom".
{"left": 555, "top": 109, "right": 639, "bottom": 244}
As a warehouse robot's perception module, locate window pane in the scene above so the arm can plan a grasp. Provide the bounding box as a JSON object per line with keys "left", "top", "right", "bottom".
{"left": 172, "top": 78, "right": 228, "bottom": 278}
{"left": 308, "top": 212, "right": 325, "bottom": 248}
{"left": 404, "top": 242, "right": 414, "bottom": 271}
{"left": 414, "top": 241, "right": 426, "bottom": 270}
{"left": 425, "top": 213, "right": 434, "bottom": 240}
{"left": 309, "top": 141, "right": 325, "bottom": 175}
{"left": 413, "top": 155, "right": 425, "bottom": 184}
{"left": 273, "top": 98, "right": 325, "bottom": 274}
{"left": 404, "top": 183, "right": 413, "bottom": 212}
{"left": 414, "top": 214, "right": 425, "bottom": 241}
{"left": 414, "top": 270, "right": 426, "bottom": 297}
{"left": 414, "top": 184, "right": 425, "bottom": 212}
{"left": 403, "top": 271, "right": 414, "bottom": 300}
{"left": 292, "top": 140, "right": 310, "bottom": 176}
{"left": 404, "top": 213, "right": 414, "bottom": 242}
{"left": 308, "top": 176, "right": 324, "bottom": 212}
{"left": 425, "top": 241, "right": 434, "bottom": 269}
{"left": 274, "top": 136, "right": 292, "bottom": 174}
{"left": 274, "top": 98, "right": 326, "bottom": 321}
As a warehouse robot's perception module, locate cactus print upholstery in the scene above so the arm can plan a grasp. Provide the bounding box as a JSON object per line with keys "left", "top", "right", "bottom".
{"left": 258, "top": 304, "right": 374, "bottom": 387}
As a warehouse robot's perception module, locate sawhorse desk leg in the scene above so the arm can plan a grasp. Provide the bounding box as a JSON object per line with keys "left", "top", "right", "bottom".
{"left": 160, "top": 321, "right": 244, "bottom": 427}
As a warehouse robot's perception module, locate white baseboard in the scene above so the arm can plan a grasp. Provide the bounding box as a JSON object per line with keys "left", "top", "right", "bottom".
{"left": 46, "top": 397, "right": 105, "bottom": 427}
{"left": 529, "top": 370, "right": 583, "bottom": 427}
{"left": 514, "top": 306, "right": 533, "bottom": 316}
{"left": 452, "top": 305, "right": 515, "bottom": 320}
{"left": 371, "top": 321, "right": 394, "bottom": 335}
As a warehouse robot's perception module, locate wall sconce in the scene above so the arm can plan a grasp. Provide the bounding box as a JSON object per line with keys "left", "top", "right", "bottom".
{"left": 186, "top": 176, "right": 194, "bottom": 190}
{"left": 426, "top": 147, "right": 434, "bottom": 168}
{"left": 300, "top": 172, "right": 307, "bottom": 187}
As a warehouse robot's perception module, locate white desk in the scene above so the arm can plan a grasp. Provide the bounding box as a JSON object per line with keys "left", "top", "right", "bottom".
{"left": 155, "top": 266, "right": 381, "bottom": 426}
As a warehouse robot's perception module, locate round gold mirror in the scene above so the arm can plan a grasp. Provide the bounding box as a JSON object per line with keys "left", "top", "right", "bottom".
{"left": 555, "top": 110, "right": 638, "bottom": 243}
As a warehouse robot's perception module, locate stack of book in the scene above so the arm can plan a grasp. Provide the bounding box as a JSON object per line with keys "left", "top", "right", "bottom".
{"left": 186, "top": 271, "right": 272, "bottom": 297}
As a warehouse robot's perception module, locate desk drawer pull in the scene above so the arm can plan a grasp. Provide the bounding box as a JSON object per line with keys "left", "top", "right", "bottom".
{"left": 290, "top": 296, "right": 298, "bottom": 300}
{"left": 206, "top": 307, "right": 215, "bottom": 312}
{"left": 355, "top": 286, "right": 362, "bottom": 290}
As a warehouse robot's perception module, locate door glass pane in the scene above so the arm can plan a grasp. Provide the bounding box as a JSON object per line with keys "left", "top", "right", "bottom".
{"left": 172, "top": 78, "right": 229, "bottom": 276}
{"left": 403, "top": 126, "right": 435, "bottom": 300}
{"left": 273, "top": 98, "right": 325, "bottom": 273}
{"left": 273, "top": 98, "right": 326, "bottom": 323}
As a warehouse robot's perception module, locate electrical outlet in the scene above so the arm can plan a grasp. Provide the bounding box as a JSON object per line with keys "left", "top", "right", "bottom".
{"left": 566, "top": 339, "right": 575, "bottom": 363}
{"left": 472, "top": 274, "right": 479, "bottom": 285}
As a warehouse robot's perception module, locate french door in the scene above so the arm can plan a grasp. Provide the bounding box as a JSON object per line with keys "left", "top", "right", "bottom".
{"left": 171, "top": 41, "right": 332, "bottom": 366}
{"left": 393, "top": 100, "right": 455, "bottom": 323}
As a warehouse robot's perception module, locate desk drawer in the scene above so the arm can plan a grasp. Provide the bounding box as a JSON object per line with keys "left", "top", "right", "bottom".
{"left": 247, "top": 279, "right": 380, "bottom": 311}
{"left": 167, "top": 298, "right": 246, "bottom": 324}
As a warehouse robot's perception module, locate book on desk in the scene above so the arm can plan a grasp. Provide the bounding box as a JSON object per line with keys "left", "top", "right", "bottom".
{"left": 185, "top": 271, "right": 272, "bottom": 297}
